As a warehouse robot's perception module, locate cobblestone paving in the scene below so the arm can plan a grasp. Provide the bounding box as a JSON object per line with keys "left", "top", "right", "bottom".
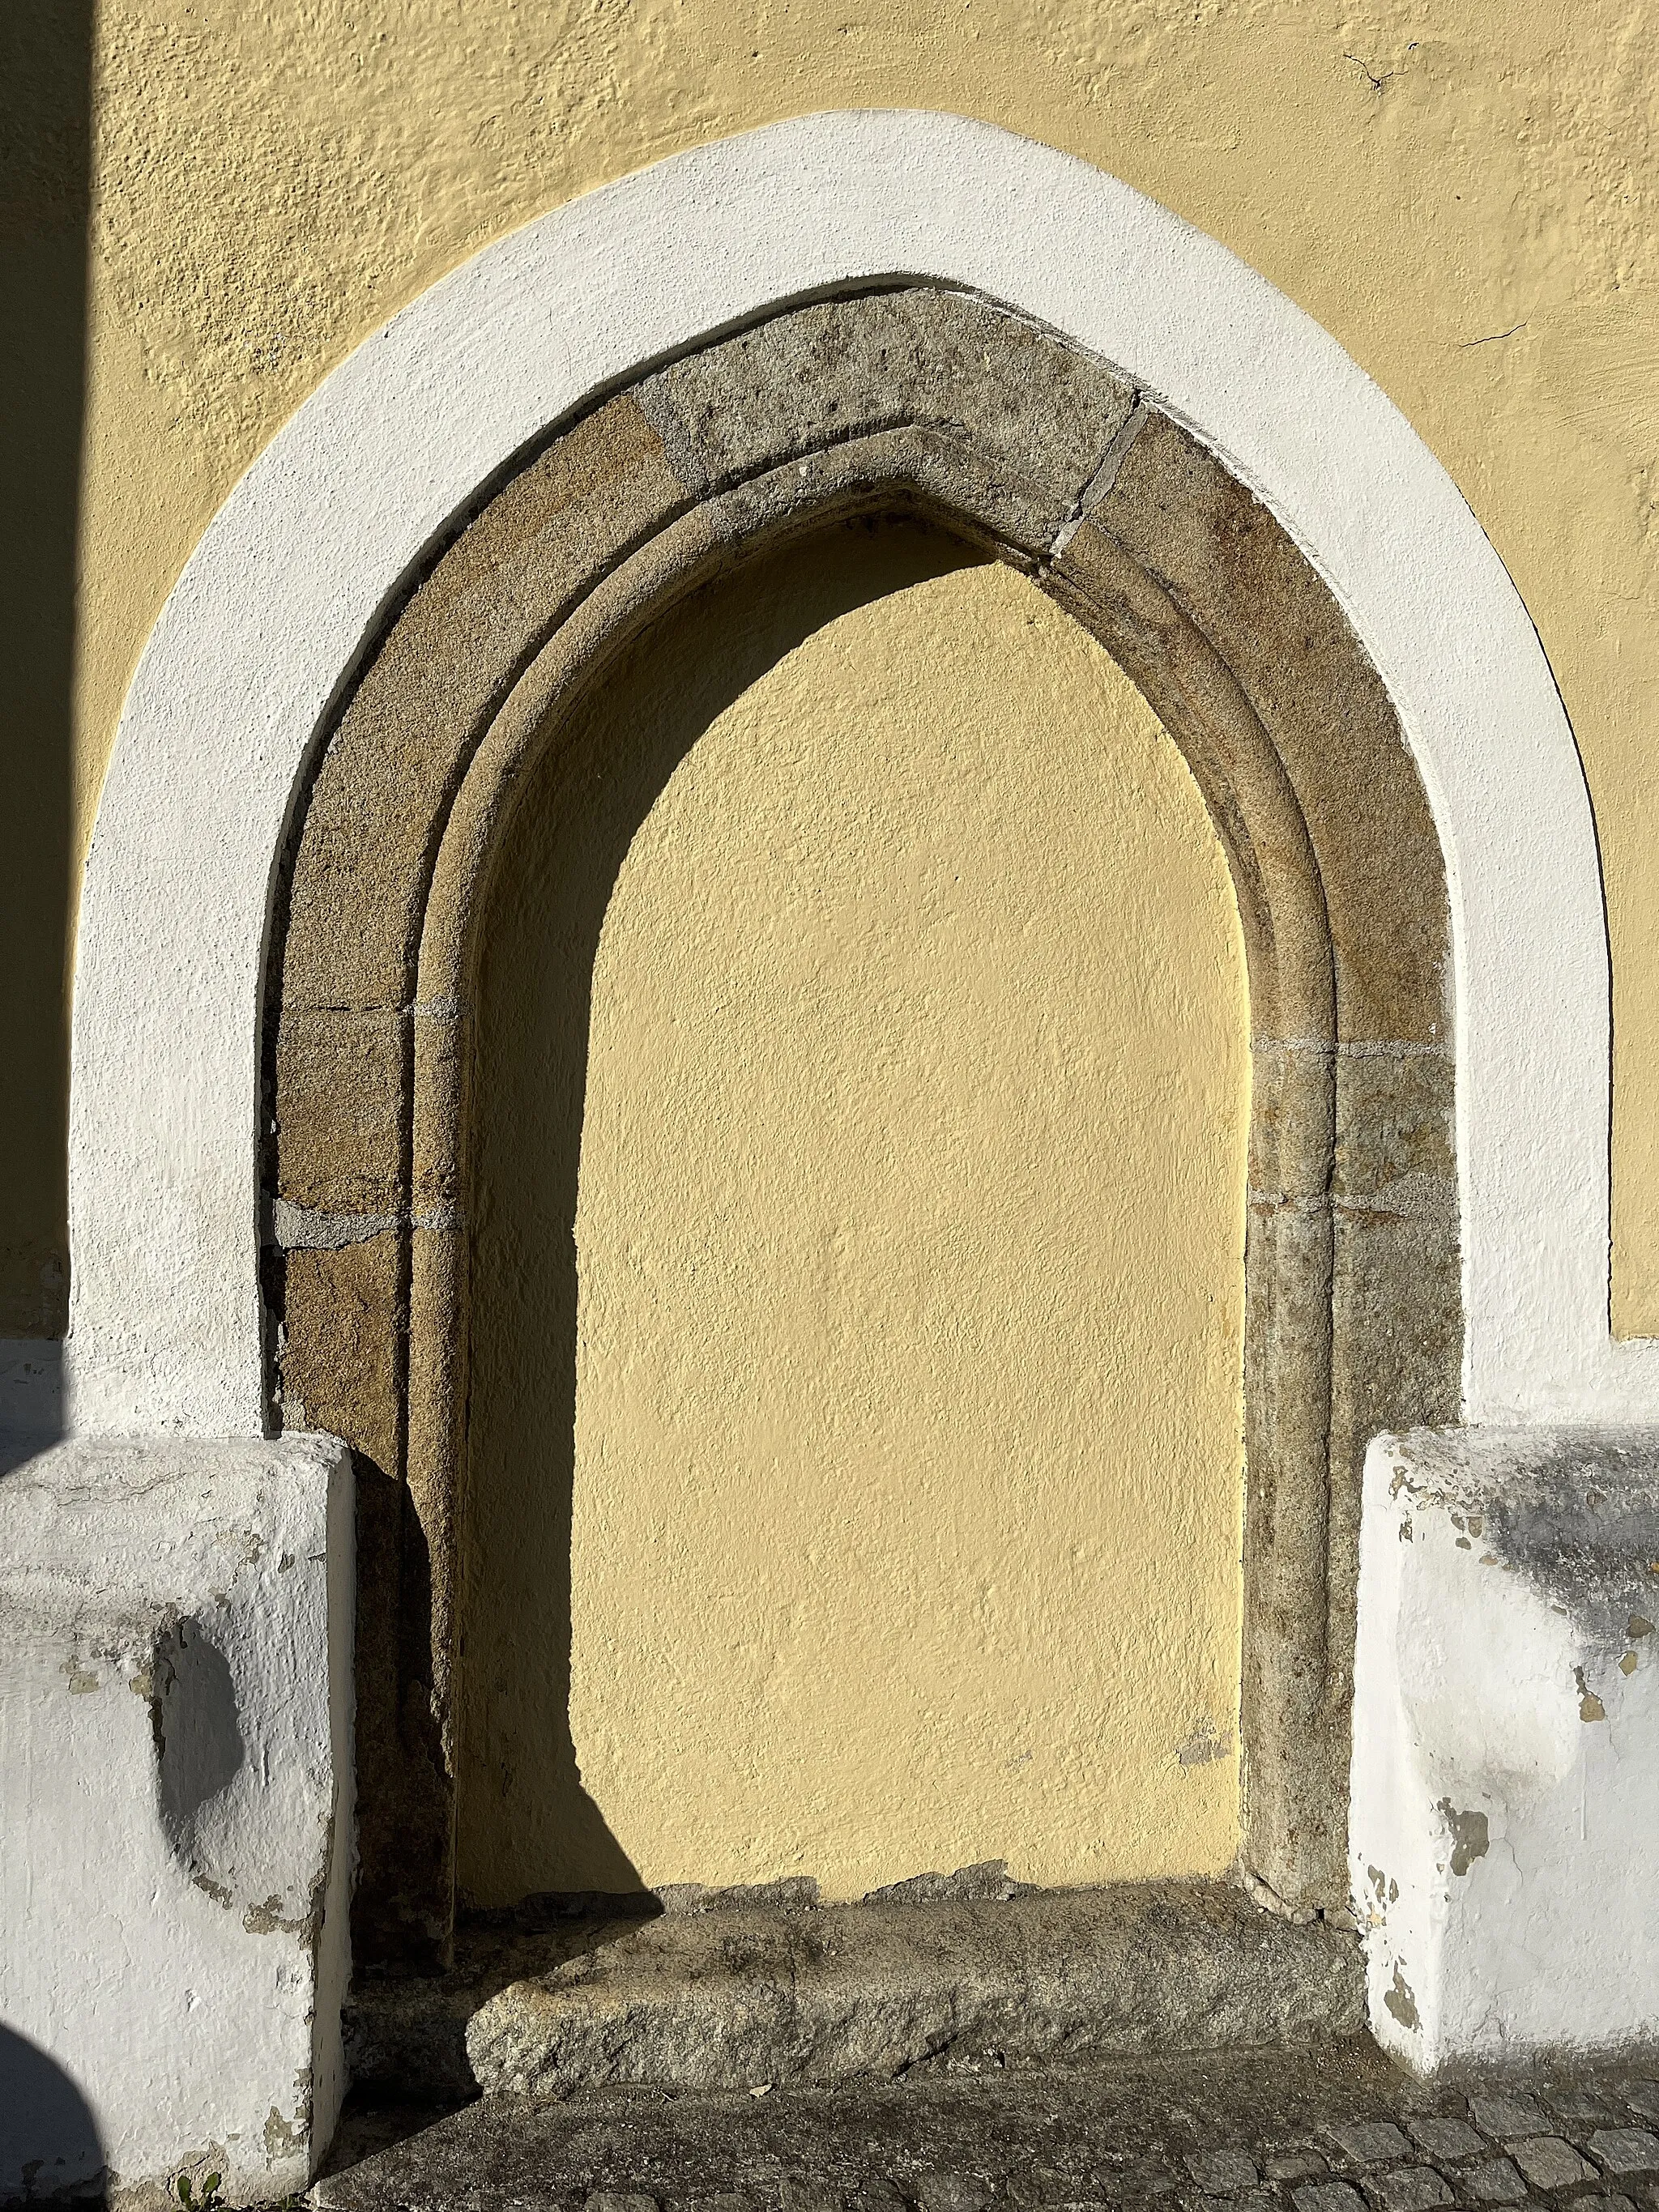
{"left": 313, "top": 2042, "right": 1659, "bottom": 2212}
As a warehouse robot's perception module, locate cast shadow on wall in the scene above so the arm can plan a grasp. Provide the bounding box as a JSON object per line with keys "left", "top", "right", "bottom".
{"left": 0, "top": 2023, "right": 104, "bottom": 2200}
{"left": 0, "top": 5, "right": 90, "bottom": 1425}
{"left": 456, "top": 517, "right": 984, "bottom": 1909}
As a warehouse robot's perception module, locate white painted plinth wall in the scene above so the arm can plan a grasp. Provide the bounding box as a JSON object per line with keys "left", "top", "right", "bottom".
{"left": 1352, "top": 1429, "right": 1659, "bottom": 2071}
{"left": 0, "top": 1437, "right": 354, "bottom": 2206}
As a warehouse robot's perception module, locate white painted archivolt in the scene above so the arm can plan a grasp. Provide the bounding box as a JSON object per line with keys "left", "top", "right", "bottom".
{"left": 67, "top": 108, "right": 1657, "bottom": 1435}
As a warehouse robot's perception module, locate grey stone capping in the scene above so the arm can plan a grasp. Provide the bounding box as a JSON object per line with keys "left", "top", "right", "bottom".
{"left": 349, "top": 1881, "right": 1363, "bottom": 2100}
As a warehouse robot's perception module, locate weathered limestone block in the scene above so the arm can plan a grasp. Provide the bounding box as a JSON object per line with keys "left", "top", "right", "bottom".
{"left": 277, "top": 1235, "right": 401, "bottom": 1459}
{"left": 273, "top": 1006, "right": 407, "bottom": 1220}
{"left": 0, "top": 1435, "right": 353, "bottom": 2206}
{"left": 1094, "top": 412, "right": 1452, "bottom": 1050}
{"left": 1351, "top": 1427, "right": 1659, "bottom": 2070}
{"left": 637, "top": 288, "right": 1136, "bottom": 513}
{"left": 281, "top": 395, "right": 684, "bottom": 1016}
{"left": 454, "top": 1882, "right": 1362, "bottom": 2096}
{"left": 702, "top": 423, "right": 1079, "bottom": 562}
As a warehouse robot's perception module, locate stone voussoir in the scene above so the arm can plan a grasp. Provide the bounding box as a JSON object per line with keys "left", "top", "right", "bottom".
{"left": 636, "top": 288, "right": 1137, "bottom": 514}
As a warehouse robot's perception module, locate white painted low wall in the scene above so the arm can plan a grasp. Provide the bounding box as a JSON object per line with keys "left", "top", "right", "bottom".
{"left": 1352, "top": 1427, "right": 1659, "bottom": 2070}
{"left": 0, "top": 1436, "right": 354, "bottom": 2206}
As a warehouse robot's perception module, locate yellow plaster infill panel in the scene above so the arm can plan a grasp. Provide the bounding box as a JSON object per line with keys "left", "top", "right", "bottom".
{"left": 459, "top": 524, "right": 1247, "bottom": 1904}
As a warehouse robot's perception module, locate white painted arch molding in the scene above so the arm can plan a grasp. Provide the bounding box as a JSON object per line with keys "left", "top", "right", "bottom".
{"left": 68, "top": 108, "right": 1659, "bottom": 1437}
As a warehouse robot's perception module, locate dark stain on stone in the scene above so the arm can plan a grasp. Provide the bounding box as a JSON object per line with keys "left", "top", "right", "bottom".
{"left": 1395, "top": 1434, "right": 1659, "bottom": 1664}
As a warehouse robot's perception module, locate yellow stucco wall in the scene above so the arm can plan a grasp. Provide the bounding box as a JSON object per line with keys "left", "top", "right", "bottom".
{"left": 460, "top": 522, "right": 1247, "bottom": 1902}
{"left": 6, "top": 2, "right": 1647, "bottom": 1336}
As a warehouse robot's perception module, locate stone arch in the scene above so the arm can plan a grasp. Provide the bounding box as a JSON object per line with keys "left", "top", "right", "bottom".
{"left": 70, "top": 111, "right": 1648, "bottom": 1457}
{"left": 263, "top": 286, "right": 1460, "bottom": 1966}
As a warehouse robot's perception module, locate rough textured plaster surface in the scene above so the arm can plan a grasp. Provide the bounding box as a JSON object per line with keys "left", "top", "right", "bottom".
{"left": 25, "top": 0, "right": 1653, "bottom": 1340}
{"left": 463, "top": 529, "right": 1248, "bottom": 1902}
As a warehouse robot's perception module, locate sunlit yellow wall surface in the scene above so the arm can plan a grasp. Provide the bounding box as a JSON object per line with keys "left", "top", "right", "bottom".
{"left": 459, "top": 525, "right": 1247, "bottom": 1902}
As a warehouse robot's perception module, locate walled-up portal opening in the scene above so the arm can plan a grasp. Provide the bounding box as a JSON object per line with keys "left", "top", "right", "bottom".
{"left": 457, "top": 516, "right": 1251, "bottom": 1907}
{"left": 269, "top": 284, "right": 1459, "bottom": 1963}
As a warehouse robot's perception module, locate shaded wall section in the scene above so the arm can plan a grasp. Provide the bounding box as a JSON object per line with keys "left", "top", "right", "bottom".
{"left": 458, "top": 520, "right": 1249, "bottom": 1907}
{"left": 0, "top": 2023, "right": 104, "bottom": 2200}
{"left": 0, "top": 8, "right": 88, "bottom": 1370}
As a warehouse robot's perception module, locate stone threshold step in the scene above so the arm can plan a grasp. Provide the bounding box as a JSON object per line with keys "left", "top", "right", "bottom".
{"left": 347, "top": 1877, "right": 1362, "bottom": 2100}
{"left": 313, "top": 2038, "right": 1659, "bottom": 2212}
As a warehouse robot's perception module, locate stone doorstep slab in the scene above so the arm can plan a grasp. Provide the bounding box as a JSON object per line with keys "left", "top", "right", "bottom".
{"left": 346, "top": 1879, "right": 1363, "bottom": 2100}
{"left": 311, "top": 2040, "right": 1659, "bottom": 2212}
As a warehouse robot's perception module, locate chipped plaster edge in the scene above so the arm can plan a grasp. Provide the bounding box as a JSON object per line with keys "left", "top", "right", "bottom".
{"left": 61, "top": 107, "right": 1659, "bottom": 1435}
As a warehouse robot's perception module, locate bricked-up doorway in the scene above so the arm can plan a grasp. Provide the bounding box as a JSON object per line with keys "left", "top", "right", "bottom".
{"left": 455, "top": 517, "right": 1252, "bottom": 1911}
{"left": 264, "top": 289, "right": 1459, "bottom": 1970}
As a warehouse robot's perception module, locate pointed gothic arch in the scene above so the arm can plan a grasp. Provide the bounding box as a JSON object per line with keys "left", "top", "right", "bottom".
{"left": 258, "top": 284, "right": 1457, "bottom": 1960}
